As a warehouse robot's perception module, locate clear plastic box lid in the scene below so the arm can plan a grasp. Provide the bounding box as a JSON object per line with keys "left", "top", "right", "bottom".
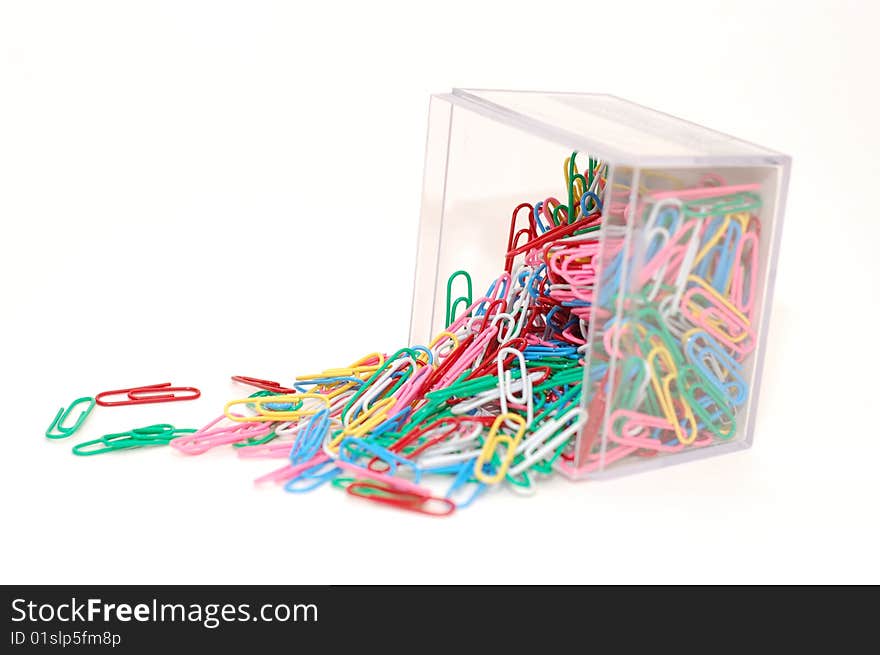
{"left": 452, "top": 89, "right": 788, "bottom": 166}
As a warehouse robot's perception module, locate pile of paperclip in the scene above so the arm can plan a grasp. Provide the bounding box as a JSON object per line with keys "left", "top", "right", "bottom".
{"left": 46, "top": 153, "right": 761, "bottom": 516}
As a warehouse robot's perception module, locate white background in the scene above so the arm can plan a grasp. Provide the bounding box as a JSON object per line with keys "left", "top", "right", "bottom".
{"left": 1, "top": 0, "right": 878, "bottom": 584}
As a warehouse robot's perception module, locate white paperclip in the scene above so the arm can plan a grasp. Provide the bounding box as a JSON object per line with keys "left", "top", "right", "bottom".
{"left": 345, "top": 356, "right": 414, "bottom": 423}
{"left": 508, "top": 407, "right": 586, "bottom": 476}
{"left": 668, "top": 221, "right": 701, "bottom": 309}
{"left": 497, "top": 348, "right": 530, "bottom": 401}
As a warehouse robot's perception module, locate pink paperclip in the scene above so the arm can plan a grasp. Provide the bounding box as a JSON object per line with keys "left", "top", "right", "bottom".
{"left": 335, "top": 460, "right": 429, "bottom": 496}
{"left": 560, "top": 323, "right": 587, "bottom": 345}
{"left": 682, "top": 288, "right": 756, "bottom": 357}
{"left": 556, "top": 443, "right": 638, "bottom": 476}
{"left": 445, "top": 296, "right": 491, "bottom": 334}
{"left": 729, "top": 230, "right": 759, "bottom": 319}
{"left": 390, "top": 365, "right": 433, "bottom": 415}
{"left": 171, "top": 421, "right": 271, "bottom": 455}
{"left": 486, "top": 272, "right": 512, "bottom": 303}
{"left": 582, "top": 443, "right": 639, "bottom": 469}
{"left": 636, "top": 219, "right": 699, "bottom": 286}
{"left": 524, "top": 334, "right": 557, "bottom": 348}
{"left": 524, "top": 248, "right": 545, "bottom": 267}
{"left": 192, "top": 413, "right": 230, "bottom": 436}
{"left": 697, "top": 310, "right": 755, "bottom": 358}
{"left": 540, "top": 196, "right": 564, "bottom": 227}
{"left": 189, "top": 416, "right": 263, "bottom": 440}
{"left": 603, "top": 320, "right": 649, "bottom": 360}
{"left": 648, "top": 182, "right": 760, "bottom": 202}
{"left": 606, "top": 410, "right": 713, "bottom": 452}
{"left": 236, "top": 440, "right": 298, "bottom": 459}
{"left": 254, "top": 453, "right": 329, "bottom": 486}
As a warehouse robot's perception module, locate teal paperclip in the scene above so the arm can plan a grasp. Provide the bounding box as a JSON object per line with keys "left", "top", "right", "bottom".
{"left": 46, "top": 397, "right": 96, "bottom": 439}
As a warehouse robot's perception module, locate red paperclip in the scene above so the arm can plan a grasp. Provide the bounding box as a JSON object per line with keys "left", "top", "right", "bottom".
{"left": 346, "top": 481, "right": 456, "bottom": 517}
{"left": 95, "top": 383, "right": 201, "bottom": 407}
{"left": 231, "top": 375, "right": 296, "bottom": 394}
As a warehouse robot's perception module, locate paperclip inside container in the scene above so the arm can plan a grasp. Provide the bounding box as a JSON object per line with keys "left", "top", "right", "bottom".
{"left": 410, "top": 90, "right": 789, "bottom": 480}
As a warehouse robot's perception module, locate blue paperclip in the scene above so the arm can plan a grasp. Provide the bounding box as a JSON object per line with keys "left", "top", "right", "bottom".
{"left": 643, "top": 228, "right": 670, "bottom": 263}
{"left": 599, "top": 250, "right": 626, "bottom": 307}
{"left": 263, "top": 402, "right": 298, "bottom": 411}
{"left": 580, "top": 190, "right": 603, "bottom": 215}
{"left": 284, "top": 460, "right": 342, "bottom": 493}
{"left": 711, "top": 219, "right": 741, "bottom": 293}
{"left": 371, "top": 408, "right": 412, "bottom": 437}
{"left": 696, "top": 346, "right": 746, "bottom": 407}
{"left": 542, "top": 384, "right": 583, "bottom": 417}
{"left": 685, "top": 330, "right": 747, "bottom": 407}
{"left": 524, "top": 345, "right": 579, "bottom": 360}
{"left": 533, "top": 201, "right": 552, "bottom": 234}
{"left": 411, "top": 345, "right": 433, "bottom": 365}
{"left": 532, "top": 392, "right": 549, "bottom": 414}
{"left": 655, "top": 204, "right": 681, "bottom": 232}
{"left": 559, "top": 315, "right": 581, "bottom": 334}
{"left": 544, "top": 306, "right": 567, "bottom": 332}
{"left": 289, "top": 408, "right": 330, "bottom": 465}
{"left": 338, "top": 437, "right": 422, "bottom": 482}
{"left": 589, "top": 362, "right": 608, "bottom": 382}
{"left": 700, "top": 215, "right": 725, "bottom": 246}
{"left": 476, "top": 277, "right": 510, "bottom": 316}
{"left": 526, "top": 264, "right": 548, "bottom": 299}
{"left": 248, "top": 391, "right": 303, "bottom": 412}
{"left": 445, "top": 460, "right": 486, "bottom": 510}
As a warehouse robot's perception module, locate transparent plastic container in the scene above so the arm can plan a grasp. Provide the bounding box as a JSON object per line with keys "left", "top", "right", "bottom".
{"left": 410, "top": 89, "right": 789, "bottom": 480}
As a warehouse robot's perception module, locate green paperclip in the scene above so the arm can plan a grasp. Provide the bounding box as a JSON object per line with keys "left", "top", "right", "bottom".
{"left": 331, "top": 476, "right": 356, "bottom": 490}
{"left": 683, "top": 191, "right": 761, "bottom": 218}
{"left": 72, "top": 424, "right": 196, "bottom": 456}
{"left": 233, "top": 430, "right": 278, "bottom": 448}
{"left": 46, "top": 396, "right": 96, "bottom": 439}
{"left": 566, "top": 152, "right": 588, "bottom": 224}
{"left": 445, "top": 270, "right": 472, "bottom": 328}
{"left": 678, "top": 365, "right": 737, "bottom": 440}
{"left": 505, "top": 468, "right": 532, "bottom": 489}
{"left": 340, "top": 347, "right": 421, "bottom": 421}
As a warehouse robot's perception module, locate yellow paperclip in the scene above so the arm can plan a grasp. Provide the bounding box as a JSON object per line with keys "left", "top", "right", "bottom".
{"left": 721, "top": 212, "right": 752, "bottom": 297}
{"left": 693, "top": 215, "right": 732, "bottom": 266}
{"left": 647, "top": 343, "right": 678, "bottom": 380}
{"left": 564, "top": 155, "right": 585, "bottom": 208}
{"left": 692, "top": 211, "right": 749, "bottom": 269}
{"left": 661, "top": 375, "right": 698, "bottom": 445}
{"left": 318, "top": 380, "right": 359, "bottom": 400}
{"left": 639, "top": 169, "right": 685, "bottom": 193}
{"left": 730, "top": 210, "right": 750, "bottom": 230}
{"left": 296, "top": 352, "right": 387, "bottom": 382}
{"left": 327, "top": 398, "right": 396, "bottom": 451}
{"left": 428, "top": 330, "right": 460, "bottom": 364}
{"left": 224, "top": 393, "right": 330, "bottom": 423}
{"left": 647, "top": 346, "right": 698, "bottom": 445}
{"left": 347, "top": 352, "right": 388, "bottom": 378}
{"left": 474, "top": 413, "right": 528, "bottom": 485}
{"left": 612, "top": 180, "right": 633, "bottom": 194}
{"left": 685, "top": 275, "right": 750, "bottom": 332}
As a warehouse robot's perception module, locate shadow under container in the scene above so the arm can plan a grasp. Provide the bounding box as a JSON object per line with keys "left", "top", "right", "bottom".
{"left": 410, "top": 89, "right": 790, "bottom": 480}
